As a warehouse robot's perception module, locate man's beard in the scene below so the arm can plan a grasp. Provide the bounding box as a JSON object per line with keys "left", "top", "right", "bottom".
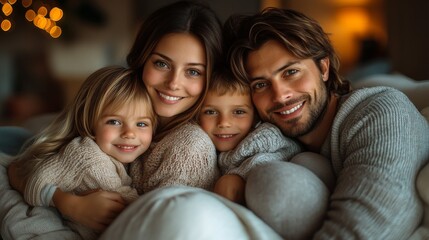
{"left": 270, "top": 82, "right": 329, "bottom": 138}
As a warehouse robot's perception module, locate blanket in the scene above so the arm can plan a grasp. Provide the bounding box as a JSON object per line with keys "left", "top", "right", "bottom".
{"left": 0, "top": 151, "right": 428, "bottom": 239}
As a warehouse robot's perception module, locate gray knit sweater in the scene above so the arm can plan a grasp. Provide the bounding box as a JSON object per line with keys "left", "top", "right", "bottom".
{"left": 24, "top": 137, "right": 138, "bottom": 240}
{"left": 218, "top": 122, "right": 302, "bottom": 179}
{"left": 130, "top": 122, "right": 219, "bottom": 194}
{"left": 315, "top": 87, "right": 429, "bottom": 239}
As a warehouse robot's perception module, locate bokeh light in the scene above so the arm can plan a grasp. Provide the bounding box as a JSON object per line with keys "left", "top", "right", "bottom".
{"left": 1, "top": 19, "right": 12, "bottom": 31}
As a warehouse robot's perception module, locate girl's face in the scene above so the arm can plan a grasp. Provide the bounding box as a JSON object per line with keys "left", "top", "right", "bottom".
{"left": 142, "top": 33, "right": 206, "bottom": 121}
{"left": 94, "top": 101, "right": 154, "bottom": 164}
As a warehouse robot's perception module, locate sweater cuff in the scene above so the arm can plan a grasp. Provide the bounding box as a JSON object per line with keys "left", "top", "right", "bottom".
{"left": 40, "top": 184, "right": 57, "bottom": 207}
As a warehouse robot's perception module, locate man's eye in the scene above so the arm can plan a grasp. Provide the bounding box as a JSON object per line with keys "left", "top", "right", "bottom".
{"left": 284, "top": 69, "right": 298, "bottom": 77}
{"left": 106, "top": 119, "right": 121, "bottom": 125}
{"left": 252, "top": 82, "right": 268, "bottom": 90}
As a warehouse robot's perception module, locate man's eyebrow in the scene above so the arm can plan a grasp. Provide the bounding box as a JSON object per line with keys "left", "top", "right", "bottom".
{"left": 249, "top": 60, "right": 300, "bottom": 82}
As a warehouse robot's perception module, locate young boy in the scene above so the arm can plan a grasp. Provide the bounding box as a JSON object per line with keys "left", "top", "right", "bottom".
{"left": 199, "top": 68, "right": 335, "bottom": 205}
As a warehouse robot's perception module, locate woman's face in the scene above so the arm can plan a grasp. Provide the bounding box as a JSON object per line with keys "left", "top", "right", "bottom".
{"left": 142, "top": 33, "right": 206, "bottom": 120}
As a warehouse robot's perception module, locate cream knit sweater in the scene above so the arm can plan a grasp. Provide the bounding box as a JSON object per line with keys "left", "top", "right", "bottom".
{"left": 130, "top": 122, "right": 220, "bottom": 194}
{"left": 23, "top": 137, "right": 138, "bottom": 239}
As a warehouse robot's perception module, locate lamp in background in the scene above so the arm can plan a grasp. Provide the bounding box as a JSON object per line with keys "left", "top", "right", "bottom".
{"left": 1, "top": 0, "right": 63, "bottom": 38}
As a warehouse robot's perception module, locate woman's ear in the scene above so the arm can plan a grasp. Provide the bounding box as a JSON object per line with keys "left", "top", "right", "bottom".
{"left": 320, "top": 57, "right": 330, "bottom": 81}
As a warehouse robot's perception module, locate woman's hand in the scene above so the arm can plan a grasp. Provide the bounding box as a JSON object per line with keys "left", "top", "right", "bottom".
{"left": 53, "top": 188, "right": 127, "bottom": 231}
{"left": 213, "top": 174, "right": 246, "bottom": 205}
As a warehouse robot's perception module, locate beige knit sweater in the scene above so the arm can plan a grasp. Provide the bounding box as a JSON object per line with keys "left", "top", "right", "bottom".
{"left": 24, "top": 137, "right": 138, "bottom": 240}
{"left": 130, "top": 122, "right": 220, "bottom": 194}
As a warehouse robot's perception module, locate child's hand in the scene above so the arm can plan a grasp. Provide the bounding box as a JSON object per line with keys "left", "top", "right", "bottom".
{"left": 53, "top": 189, "right": 126, "bottom": 231}
{"left": 213, "top": 174, "right": 246, "bottom": 205}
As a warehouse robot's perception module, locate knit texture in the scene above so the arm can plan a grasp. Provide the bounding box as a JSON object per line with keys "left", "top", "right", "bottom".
{"left": 315, "top": 87, "right": 429, "bottom": 239}
{"left": 218, "top": 122, "right": 302, "bottom": 179}
{"left": 130, "top": 122, "right": 219, "bottom": 194}
{"left": 24, "top": 137, "right": 138, "bottom": 240}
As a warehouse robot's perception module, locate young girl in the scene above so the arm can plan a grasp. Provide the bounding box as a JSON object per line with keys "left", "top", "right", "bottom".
{"left": 198, "top": 68, "right": 335, "bottom": 205}
{"left": 11, "top": 66, "right": 157, "bottom": 239}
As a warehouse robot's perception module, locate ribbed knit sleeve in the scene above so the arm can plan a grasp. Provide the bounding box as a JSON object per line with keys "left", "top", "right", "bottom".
{"left": 315, "top": 87, "right": 429, "bottom": 239}
{"left": 130, "top": 122, "right": 219, "bottom": 194}
{"left": 218, "top": 123, "right": 302, "bottom": 179}
{"left": 24, "top": 137, "right": 138, "bottom": 206}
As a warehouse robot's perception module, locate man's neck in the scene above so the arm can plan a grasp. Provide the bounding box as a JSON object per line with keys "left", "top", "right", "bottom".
{"left": 298, "top": 94, "right": 339, "bottom": 152}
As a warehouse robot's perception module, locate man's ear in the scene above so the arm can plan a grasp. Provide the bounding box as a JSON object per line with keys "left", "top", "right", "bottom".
{"left": 320, "top": 57, "right": 330, "bottom": 81}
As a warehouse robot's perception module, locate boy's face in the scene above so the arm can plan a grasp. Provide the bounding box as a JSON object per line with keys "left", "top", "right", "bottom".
{"left": 199, "top": 91, "right": 255, "bottom": 152}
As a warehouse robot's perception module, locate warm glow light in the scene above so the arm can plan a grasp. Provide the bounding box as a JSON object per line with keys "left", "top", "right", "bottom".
{"left": 49, "top": 25, "right": 61, "bottom": 38}
{"left": 2, "top": 3, "right": 13, "bottom": 16}
{"left": 49, "top": 7, "right": 62, "bottom": 21}
{"left": 1, "top": 19, "right": 12, "bottom": 31}
{"left": 22, "top": 0, "right": 32, "bottom": 8}
{"left": 336, "top": 7, "right": 369, "bottom": 35}
{"left": 0, "top": 0, "right": 7, "bottom": 4}
{"left": 331, "top": 0, "right": 369, "bottom": 6}
{"left": 37, "top": 6, "right": 47, "bottom": 16}
{"left": 8, "top": 0, "right": 17, "bottom": 4}
{"left": 25, "top": 9, "right": 36, "bottom": 21}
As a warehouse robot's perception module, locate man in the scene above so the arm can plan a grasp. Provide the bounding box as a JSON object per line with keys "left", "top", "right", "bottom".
{"left": 226, "top": 7, "right": 429, "bottom": 239}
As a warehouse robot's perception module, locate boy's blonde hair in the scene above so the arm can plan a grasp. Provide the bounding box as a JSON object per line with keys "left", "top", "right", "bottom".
{"left": 15, "top": 66, "right": 157, "bottom": 179}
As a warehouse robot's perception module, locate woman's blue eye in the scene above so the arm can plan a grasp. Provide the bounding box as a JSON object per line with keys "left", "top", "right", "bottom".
{"left": 155, "top": 61, "right": 168, "bottom": 69}
{"left": 188, "top": 69, "right": 201, "bottom": 77}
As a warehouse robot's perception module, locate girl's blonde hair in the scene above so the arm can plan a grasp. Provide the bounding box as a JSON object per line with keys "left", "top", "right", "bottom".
{"left": 15, "top": 66, "right": 156, "bottom": 179}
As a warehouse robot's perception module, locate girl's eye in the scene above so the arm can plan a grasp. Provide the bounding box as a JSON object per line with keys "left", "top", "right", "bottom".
{"left": 106, "top": 119, "right": 121, "bottom": 125}
{"left": 188, "top": 69, "right": 201, "bottom": 77}
{"left": 203, "top": 109, "right": 217, "bottom": 115}
{"left": 137, "top": 122, "right": 148, "bottom": 127}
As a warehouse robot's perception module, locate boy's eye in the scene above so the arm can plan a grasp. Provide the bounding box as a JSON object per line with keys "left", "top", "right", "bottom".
{"left": 234, "top": 109, "right": 246, "bottom": 115}
{"left": 106, "top": 119, "right": 121, "bottom": 125}
{"left": 203, "top": 109, "right": 217, "bottom": 115}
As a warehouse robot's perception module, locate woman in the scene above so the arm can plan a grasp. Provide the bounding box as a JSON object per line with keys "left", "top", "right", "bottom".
{"left": 1, "top": 1, "right": 237, "bottom": 238}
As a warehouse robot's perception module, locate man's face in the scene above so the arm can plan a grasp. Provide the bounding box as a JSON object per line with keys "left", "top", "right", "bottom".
{"left": 245, "top": 40, "right": 329, "bottom": 138}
